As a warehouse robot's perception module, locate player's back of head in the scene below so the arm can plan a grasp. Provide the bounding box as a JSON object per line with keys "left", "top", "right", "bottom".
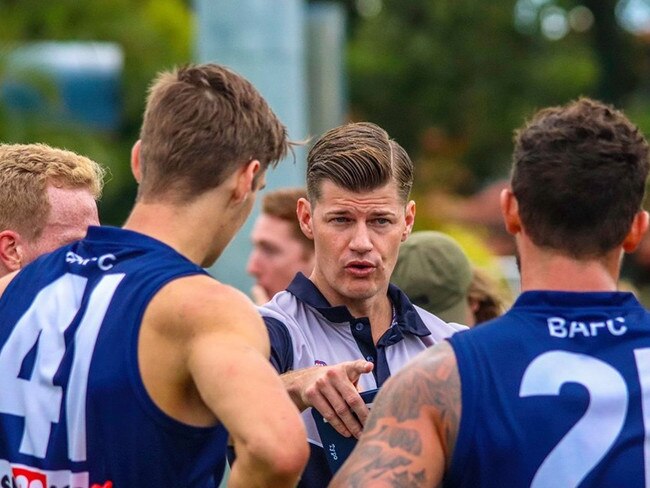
{"left": 512, "top": 97, "right": 649, "bottom": 258}
{"left": 138, "top": 63, "right": 290, "bottom": 203}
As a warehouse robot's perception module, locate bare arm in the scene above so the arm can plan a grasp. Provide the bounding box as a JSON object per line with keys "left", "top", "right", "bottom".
{"left": 281, "top": 360, "right": 374, "bottom": 438}
{"left": 329, "top": 341, "right": 461, "bottom": 488}
{"left": 141, "top": 276, "right": 308, "bottom": 488}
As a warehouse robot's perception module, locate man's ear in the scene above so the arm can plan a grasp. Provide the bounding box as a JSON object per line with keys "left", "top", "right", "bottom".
{"left": 402, "top": 200, "right": 416, "bottom": 242}
{"left": 623, "top": 210, "right": 650, "bottom": 253}
{"left": 131, "top": 140, "right": 142, "bottom": 183}
{"left": 0, "top": 230, "right": 23, "bottom": 273}
{"left": 232, "top": 159, "right": 261, "bottom": 204}
{"left": 500, "top": 188, "right": 522, "bottom": 235}
{"left": 297, "top": 197, "right": 314, "bottom": 240}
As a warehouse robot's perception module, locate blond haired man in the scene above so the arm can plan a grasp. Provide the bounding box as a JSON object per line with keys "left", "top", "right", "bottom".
{"left": 0, "top": 143, "right": 104, "bottom": 276}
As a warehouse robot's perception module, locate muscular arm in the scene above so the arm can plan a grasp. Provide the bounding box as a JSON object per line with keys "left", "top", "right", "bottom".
{"left": 140, "top": 276, "right": 308, "bottom": 488}
{"left": 329, "top": 341, "right": 461, "bottom": 488}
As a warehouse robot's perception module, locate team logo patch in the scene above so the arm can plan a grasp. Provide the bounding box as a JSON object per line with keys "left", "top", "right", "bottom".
{"left": 314, "top": 360, "right": 327, "bottom": 367}
{"left": 0, "top": 460, "right": 91, "bottom": 488}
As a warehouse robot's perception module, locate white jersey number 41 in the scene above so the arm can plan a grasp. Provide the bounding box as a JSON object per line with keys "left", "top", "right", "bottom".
{"left": 0, "top": 273, "right": 124, "bottom": 462}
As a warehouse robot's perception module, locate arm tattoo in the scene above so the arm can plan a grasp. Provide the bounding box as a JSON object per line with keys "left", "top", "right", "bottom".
{"left": 331, "top": 342, "right": 460, "bottom": 488}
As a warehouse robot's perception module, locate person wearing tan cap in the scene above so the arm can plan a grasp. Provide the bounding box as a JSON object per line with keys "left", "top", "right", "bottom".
{"left": 391, "top": 230, "right": 474, "bottom": 326}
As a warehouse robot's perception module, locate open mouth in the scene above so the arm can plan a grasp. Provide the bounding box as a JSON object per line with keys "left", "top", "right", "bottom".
{"left": 345, "top": 262, "right": 376, "bottom": 276}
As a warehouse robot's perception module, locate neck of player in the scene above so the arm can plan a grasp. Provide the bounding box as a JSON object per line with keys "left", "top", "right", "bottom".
{"left": 517, "top": 239, "right": 622, "bottom": 293}
{"left": 122, "top": 191, "right": 240, "bottom": 268}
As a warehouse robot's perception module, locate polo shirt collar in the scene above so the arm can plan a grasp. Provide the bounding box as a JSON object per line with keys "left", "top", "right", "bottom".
{"left": 286, "top": 273, "right": 431, "bottom": 337}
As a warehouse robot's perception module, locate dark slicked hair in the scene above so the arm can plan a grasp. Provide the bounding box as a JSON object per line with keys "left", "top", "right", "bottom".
{"left": 512, "top": 97, "right": 649, "bottom": 257}
{"left": 138, "top": 63, "right": 289, "bottom": 203}
{"left": 306, "top": 122, "right": 413, "bottom": 204}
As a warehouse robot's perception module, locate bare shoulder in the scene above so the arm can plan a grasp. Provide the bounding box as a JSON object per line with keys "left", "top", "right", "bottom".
{"left": 330, "top": 341, "right": 461, "bottom": 488}
{"left": 0, "top": 271, "right": 18, "bottom": 298}
{"left": 145, "top": 274, "right": 268, "bottom": 352}
{"left": 138, "top": 274, "right": 272, "bottom": 425}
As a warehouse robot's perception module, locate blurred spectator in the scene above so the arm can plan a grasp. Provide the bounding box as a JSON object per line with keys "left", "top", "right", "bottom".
{"left": 391, "top": 230, "right": 474, "bottom": 326}
{"left": 622, "top": 231, "right": 650, "bottom": 306}
{"left": 423, "top": 179, "right": 522, "bottom": 296}
{"left": 247, "top": 187, "right": 315, "bottom": 304}
{"left": 392, "top": 231, "right": 510, "bottom": 327}
{"left": 468, "top": 267, "right": 509, "bottom": 324}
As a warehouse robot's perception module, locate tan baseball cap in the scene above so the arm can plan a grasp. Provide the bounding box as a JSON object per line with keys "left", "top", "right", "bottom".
{"left": 392, "top": 231, "right": 473, "bottom": 323}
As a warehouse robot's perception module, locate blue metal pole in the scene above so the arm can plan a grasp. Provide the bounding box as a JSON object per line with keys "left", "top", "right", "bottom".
{"left": 195, "top": 0, "right": 308, "bottom": 294}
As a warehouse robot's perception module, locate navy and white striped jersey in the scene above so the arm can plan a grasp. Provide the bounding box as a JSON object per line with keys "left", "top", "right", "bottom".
{"left": 447, "top": 291, "right": 650, "bottom": 487}
{"left": 0, "top": 226, "right": 228, "bottom": 488}
{"left": 261, "top": 272, "right": 466, "bottom": 487}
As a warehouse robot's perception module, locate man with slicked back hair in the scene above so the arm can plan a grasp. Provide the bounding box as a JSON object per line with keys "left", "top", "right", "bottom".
{"left": 258, "top": 122, "right": 465, "bottom": 487}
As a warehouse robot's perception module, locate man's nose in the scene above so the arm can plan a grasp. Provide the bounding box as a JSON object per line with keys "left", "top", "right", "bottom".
{"left": 349, "top": 223, "right": 372, "bottom": 253}
{"left": 246, "top": 251, "right": 261, "bottom": 276}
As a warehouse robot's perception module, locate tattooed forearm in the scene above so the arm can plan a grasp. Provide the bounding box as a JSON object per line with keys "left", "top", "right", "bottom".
{"left": 368, "top": 342, "right": 460, "bottom": 422}
{"left": 391, "top": 470, "right": 427, "bottom": 488}
{"left": 366, "top": 341, "right": 461, "bottom": 455}
{"left": 330, "top": 342, "right": 460, "bottom": 488}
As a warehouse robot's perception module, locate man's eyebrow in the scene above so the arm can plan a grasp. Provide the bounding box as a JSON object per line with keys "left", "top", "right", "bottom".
{"left": 323, "top": 209, "right": 351, "bottom": 216}
{"left": 256, "top": 240, "right": 282, "bottom": 251}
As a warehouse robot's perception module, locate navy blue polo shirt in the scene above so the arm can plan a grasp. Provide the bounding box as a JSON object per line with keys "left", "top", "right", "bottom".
{"left": 259, "top": 273, "right": 466, "bottom": 488}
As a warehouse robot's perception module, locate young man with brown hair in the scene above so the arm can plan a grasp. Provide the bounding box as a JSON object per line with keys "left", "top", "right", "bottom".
{"left": 259, "top": 122, "right": 465, "bottom": 487}
{"left": 247, "top": 187, "right": 315, "bottom": 304}
{"left": 0, "top": 143, "right": 104, "bottom": 276}
{"left": 332, "top": 98, "right": 650, "bottom": 487}
{"left": 0, "top": 64, "right": 308, "bottom": 488}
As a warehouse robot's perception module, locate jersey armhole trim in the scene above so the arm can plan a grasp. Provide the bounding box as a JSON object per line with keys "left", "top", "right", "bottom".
{"left": 126, "top": 269, "right": 222, "bottom": 438}
{"left": 445, "top": 335, "right": 478, "bottom": 485}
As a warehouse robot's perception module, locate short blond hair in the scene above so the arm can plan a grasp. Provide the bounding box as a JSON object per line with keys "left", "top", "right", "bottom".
{"left": 0, "top": 143, "right": 105, "bottom": 240}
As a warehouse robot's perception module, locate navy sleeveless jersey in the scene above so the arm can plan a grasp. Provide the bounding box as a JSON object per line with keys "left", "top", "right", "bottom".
{"left": 0, "top": 226, "right": 228, "bottom": 488}
{"left": 446, "top": 291, "right": 650, "bottom": 487}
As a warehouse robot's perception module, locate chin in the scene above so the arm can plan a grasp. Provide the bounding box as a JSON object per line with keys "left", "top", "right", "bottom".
{"left": 341, "top": 285, "right": 379, "bottom": 302}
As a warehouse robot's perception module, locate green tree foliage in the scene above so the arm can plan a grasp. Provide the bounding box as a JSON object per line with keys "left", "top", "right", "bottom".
{"left": 346, "top": 0, "right": 644, "bottom": 192}
{"left": 0, "top": 0, "right": 193, "bottom": 225}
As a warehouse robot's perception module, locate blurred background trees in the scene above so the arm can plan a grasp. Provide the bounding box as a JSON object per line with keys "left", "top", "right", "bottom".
{"left": 0, "top": 0, "right": 192, "bottom": 224}
{"left": 1, "top": 0, "right": 649, "bottom": 227}
{"left": 342, "top": 0, "right": 648, "bottom": 195}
